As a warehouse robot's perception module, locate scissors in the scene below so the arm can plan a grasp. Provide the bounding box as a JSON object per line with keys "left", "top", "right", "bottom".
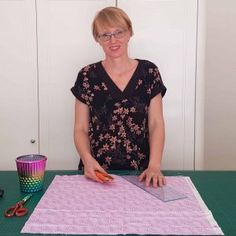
{"left": 0, "top": 188, "right": 4, "bottom": 198}
{"left": 95, "top": 170, "right": 114, "bottom": 182}
{"left": 4, "top": 194, "right": 32, "bottom": 217}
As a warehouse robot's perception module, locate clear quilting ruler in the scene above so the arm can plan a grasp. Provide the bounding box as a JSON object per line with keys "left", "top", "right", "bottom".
{"left": 122, "top": 175, "right": 187, "bottom": 202}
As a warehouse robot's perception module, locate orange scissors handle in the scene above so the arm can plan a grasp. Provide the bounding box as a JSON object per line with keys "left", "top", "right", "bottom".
{"left": 95, "top": 170, "right": 114, "bottom": 182}
{"left": 15, "top": 205, "right": 28, "bottom": 217}
{"left": 4, "top": 205, "right": 18, "bottom": 217}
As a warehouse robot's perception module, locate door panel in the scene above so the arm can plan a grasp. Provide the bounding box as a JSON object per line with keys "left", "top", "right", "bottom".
{"left": 118, "top": 0, "right": 197, "bottom": 169}
{"left": 37, "top": 0, "right": 115, "bottom": 169}
{"left": 0, "top": 0, "right": 38, "bottom": 170}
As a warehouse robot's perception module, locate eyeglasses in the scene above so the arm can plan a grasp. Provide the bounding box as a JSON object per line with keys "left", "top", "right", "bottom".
{"left": 97, "top": 29, "right": 127, "bottom": 42}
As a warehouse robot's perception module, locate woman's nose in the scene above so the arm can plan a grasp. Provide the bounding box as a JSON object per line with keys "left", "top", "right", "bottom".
{"left": 110, "top": 35, "right": 117, "bottom": 43}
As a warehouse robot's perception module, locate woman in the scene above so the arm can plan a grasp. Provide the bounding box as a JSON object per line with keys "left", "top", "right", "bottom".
{"left": 71, "top": 7, "right": 166, "bottom": 187}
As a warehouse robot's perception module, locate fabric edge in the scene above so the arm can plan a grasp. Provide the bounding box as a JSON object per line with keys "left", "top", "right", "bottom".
{"left": 185, "top": 176, "right": 224, "bottom": 235}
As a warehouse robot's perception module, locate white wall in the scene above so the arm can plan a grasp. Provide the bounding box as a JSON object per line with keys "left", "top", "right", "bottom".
{"left": 0, "top": 0, "right": 197, "bottom": 170}
{"left": 204, "top": 0, "right": 236, "bottom": 169}
{"left": 1, "top": 0, "right": 236, "bottom": 170}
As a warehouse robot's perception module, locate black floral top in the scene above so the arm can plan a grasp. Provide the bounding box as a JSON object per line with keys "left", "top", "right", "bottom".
{"left": 71, "top": 59, "right": 166, "bottom": 171}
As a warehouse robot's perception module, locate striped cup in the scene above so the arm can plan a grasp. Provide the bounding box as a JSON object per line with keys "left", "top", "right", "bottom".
{"left": 16, "top": 154, "right": 47, "bottom": 193}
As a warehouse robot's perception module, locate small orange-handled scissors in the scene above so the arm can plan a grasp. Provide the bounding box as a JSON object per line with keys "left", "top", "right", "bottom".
{"left": 95, "top": 170, "right": 114, "bottom": 182}
{"left": 4, "top": 194, "right": 32, "bottom": 217}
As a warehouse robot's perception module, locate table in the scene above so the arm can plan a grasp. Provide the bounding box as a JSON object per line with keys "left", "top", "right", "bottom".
{"left": 0, "top": 170, "right": 236, "bottom": 235}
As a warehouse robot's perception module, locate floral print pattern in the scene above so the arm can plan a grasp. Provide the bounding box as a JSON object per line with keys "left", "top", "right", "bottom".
{"left": 71, "top": 59, "right": 166, "bottom": 170}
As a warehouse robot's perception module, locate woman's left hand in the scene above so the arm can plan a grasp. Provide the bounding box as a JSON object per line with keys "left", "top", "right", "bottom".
{"left": 139, "top": 167, "right": 166, "bottom": 188}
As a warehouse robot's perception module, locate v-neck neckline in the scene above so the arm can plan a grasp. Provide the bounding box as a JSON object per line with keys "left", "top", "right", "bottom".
{"left": 98, "top": 60, "right": 140, "bottom": 98}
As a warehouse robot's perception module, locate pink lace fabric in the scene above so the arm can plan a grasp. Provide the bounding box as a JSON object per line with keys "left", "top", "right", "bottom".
{"left": 21, "top": 175, "right": 223, "bottom": 235}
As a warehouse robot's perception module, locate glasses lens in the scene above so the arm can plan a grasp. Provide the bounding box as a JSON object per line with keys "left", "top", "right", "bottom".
{"left": 98, "top": 34, "right": 110, "bottom": 42}
{"left": 114, "top": 30, "right": 126, "bottom": 39}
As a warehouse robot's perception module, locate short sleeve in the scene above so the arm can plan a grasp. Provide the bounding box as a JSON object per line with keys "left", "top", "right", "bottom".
{"left": 148, "top": 64, "right": 166, "bottom": 99}
{"left": 71, "top": 69, "right": 91, "bottom": 106}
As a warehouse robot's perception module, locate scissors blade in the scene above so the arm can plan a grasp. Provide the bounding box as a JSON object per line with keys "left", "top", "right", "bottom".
{"left": 21, "top": 194, "right": 33, "bottom": 204}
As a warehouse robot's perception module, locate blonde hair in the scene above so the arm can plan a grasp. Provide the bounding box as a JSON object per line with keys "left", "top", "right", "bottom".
{"left": 92, "top": 7, "right": 133, "bottom": 40}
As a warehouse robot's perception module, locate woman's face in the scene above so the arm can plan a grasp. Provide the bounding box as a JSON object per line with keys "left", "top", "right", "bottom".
{"left": 96, "top": 26, "right": 131, "bottom": 59}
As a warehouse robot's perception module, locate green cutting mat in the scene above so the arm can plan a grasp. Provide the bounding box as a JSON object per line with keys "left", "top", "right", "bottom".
{"left": 0, "top": 170, "right": 236, "bottom": 235}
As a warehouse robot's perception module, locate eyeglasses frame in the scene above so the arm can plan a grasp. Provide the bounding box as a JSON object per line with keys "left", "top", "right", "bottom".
{"left": 97, "top": 29, "right": 127, "bottom": 42}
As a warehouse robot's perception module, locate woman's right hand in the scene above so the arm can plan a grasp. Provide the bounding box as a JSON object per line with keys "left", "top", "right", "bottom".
{"left": 83, "top": 156, "right": 107, "bottom": 183}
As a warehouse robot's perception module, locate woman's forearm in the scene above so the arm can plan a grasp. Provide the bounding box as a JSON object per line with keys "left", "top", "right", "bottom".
{"left": 148, "top": 119, "right": 165, "bottom": 169}
{"left": 74, "top": 128, "right": 94, "bottom": 164}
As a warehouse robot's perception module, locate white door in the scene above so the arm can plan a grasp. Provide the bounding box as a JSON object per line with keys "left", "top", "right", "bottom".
{"left": 0, "top": 0, "right": 38, "bottom": 170}
{"left": 37, "top": 0, "right": 116, "bottom": 169}
{"left": 118, "top": 0, "right": 197, "bottom": 170}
